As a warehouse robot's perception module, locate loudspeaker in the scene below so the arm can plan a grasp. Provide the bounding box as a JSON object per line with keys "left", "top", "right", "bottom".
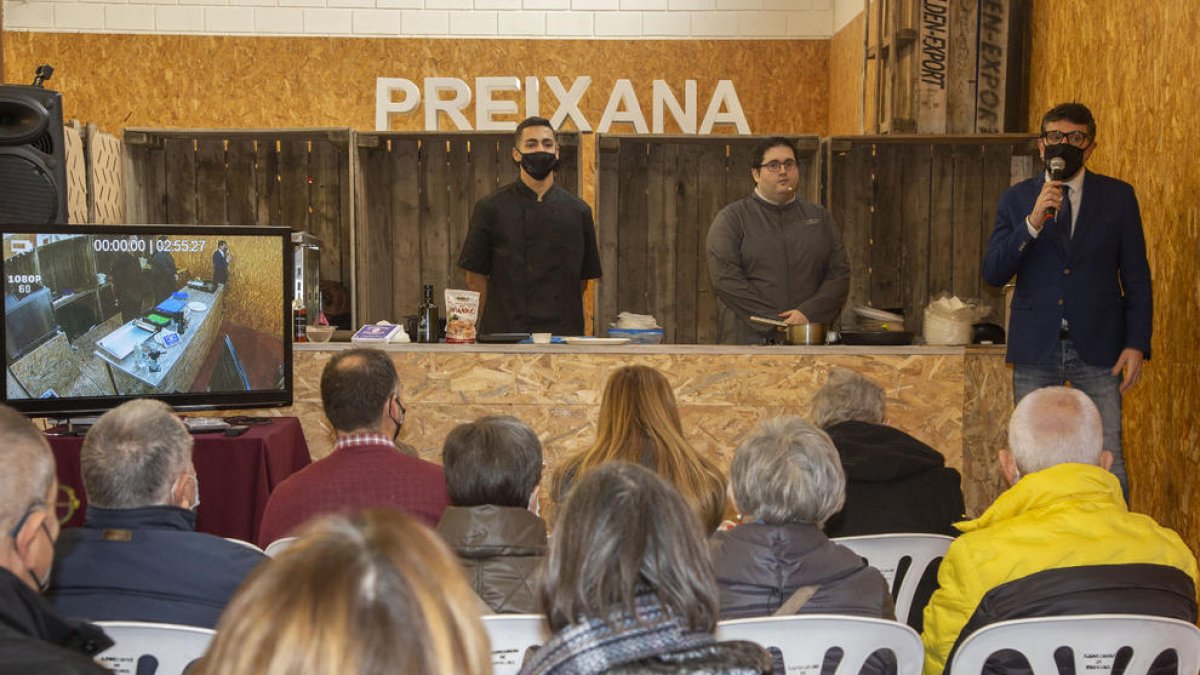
{"left": 0, "top": 85, "right": 68, "bottom": 224}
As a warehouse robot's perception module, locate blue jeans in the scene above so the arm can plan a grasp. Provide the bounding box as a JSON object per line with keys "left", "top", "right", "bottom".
{"left": 1012, "top": 338, "right": 1127, "bottom": 498}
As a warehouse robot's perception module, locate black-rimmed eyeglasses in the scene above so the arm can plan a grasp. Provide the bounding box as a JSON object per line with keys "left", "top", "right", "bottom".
{"left": 1041, "top": 130, "right": 1091, "bottom": 148}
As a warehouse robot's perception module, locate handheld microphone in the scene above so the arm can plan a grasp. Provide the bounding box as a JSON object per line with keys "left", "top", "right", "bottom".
{"left": 1046, "top": 157, "right": 1066, "bottom": 220}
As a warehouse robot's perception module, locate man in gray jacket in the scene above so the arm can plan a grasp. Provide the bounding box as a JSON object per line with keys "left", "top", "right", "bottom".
{"left": 706, "top": 137, "right": 851, "bottom": 344}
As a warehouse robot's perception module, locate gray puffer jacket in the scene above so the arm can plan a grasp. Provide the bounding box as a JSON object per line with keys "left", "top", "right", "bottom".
{"left": 436, "top": 504, "right": 547, "bottom": 614}
{"left": 710, "top": 522, "right": 894, "bottom": 620}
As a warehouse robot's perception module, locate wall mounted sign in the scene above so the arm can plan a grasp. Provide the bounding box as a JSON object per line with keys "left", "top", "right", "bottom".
{"left": 376, "top": 76, "right": 751, "bottom": 134}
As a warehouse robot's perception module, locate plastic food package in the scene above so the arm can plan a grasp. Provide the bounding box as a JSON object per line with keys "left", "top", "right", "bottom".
{"left": 444, "top": 289, "right": 480, "bottom": 343}
{"left": 923, "top": 295, "right": 990, "bottom": 345}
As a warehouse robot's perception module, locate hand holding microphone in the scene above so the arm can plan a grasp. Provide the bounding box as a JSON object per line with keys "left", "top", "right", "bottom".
{"left": 1045, "top": 157, "right": 1067, "bottom": 220}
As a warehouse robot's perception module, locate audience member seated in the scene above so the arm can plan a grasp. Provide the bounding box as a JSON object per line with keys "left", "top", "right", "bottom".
{"left": 46, "top": 399, "right": 265, "bottom": 629}
{"left": 711, "top": 416, "right": 894, "bottom": 619}
{"left": 812, "top": 369, "right": 964, "bottom": 538}
{"left": 922, "top": 387, "right": 1199, "bottom": 675}
{"left": 552, "top": 365, "right": 726, "bottom": 532}
{"left": 436, "top": 415, "right": 548, "bottom": 614}
{"left": 258, "top": 348, "right": 449, "bottom": 546}
{"left": 521, "top": 462, "right": 771, "bottom": 675}
{"left": 193, "top": 510, "right": 491, "bottom": 675}
{"left": 0, "top": 405, "right": 111, "bottom": 675}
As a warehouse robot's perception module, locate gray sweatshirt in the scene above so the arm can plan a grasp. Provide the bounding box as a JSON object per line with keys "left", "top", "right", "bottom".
{"left": 706, "top": 193, "right": 851, "bottom": 344}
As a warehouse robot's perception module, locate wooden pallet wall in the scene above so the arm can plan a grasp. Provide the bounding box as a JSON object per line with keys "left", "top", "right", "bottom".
{"left": 122, "top": 129, "right": 353, "bottom": 300}
{"left": 595, "top": 135, "right": 821, "bottom": 343}
{"left": 826, "top": 134, "right": 1038, "bottom": 329}
{"left": 354, "top": 132, "right": 580, "bottom": 326}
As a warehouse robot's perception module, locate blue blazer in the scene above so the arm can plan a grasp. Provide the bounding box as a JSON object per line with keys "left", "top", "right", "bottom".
{"left": 982, "top": 171, "right": 1152, "bottom": 367}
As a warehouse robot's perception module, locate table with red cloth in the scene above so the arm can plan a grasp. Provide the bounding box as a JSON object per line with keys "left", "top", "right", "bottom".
{"left": 47, "top": 416, "right": 312, "bottom": 543}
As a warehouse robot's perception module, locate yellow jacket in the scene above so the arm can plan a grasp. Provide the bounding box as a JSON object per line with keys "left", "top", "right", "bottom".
{"left": 921, "top": 463, "right": 1198, "bottom": 675}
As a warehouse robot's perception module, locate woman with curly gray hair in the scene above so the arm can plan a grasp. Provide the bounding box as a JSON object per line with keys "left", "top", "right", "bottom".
{"left": 710, "top": 416, "right": 893, "bottom": 620}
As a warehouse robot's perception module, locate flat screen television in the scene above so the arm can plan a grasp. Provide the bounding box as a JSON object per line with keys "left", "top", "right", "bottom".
{"left": 2, "top": 224, "right": 293, "bottom": 417}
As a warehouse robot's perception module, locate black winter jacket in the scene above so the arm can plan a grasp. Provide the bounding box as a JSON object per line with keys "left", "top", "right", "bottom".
{"left": 0, "top": 568, "right": 111, "bottom": 675}
{"left": 822, "top": 421, "right": 964, "bottom": 538}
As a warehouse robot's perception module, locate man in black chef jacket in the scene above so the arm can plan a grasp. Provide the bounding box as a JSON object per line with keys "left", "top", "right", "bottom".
{"left": 458, "top": 116, "right": 602, "bottom": 336}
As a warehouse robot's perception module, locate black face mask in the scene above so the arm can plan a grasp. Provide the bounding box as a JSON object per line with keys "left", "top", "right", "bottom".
{"left": 517, "top": 151, "right": 558, "bottom": 180}
{"left": 1043, "top": 143, "right": 1085, "bottom": 180}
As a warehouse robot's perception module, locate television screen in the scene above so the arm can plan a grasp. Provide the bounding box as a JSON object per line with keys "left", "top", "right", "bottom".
{"left": 2, "top": 224, "right": 293, "bottom": 417}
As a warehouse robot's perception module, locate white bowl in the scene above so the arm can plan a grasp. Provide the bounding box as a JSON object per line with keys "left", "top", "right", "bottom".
{"left": 306, "top": 325, "right": 336, "bottom": 343}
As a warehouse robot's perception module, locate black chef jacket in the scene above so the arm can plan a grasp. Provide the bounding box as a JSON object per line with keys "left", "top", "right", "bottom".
{"left": 458, "top": 181, "right": 602, "bottom": 335}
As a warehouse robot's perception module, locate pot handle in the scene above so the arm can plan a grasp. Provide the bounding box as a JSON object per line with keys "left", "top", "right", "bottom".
{"left": 749, "top": 315, "right": 789, "bottom": 328}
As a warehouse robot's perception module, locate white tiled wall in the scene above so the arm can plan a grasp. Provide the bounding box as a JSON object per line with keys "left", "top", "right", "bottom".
{"left": 2, "top": 0, "right": 836, "bottom": 37}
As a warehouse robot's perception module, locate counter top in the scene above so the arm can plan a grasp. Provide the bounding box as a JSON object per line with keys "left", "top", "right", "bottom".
{"left": 295, "top": 342, "right": 1008, "bottom": 356}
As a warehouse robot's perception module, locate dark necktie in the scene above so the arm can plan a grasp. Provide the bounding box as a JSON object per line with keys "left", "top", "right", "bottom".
{"left": 1059, "top": 185, "right": 1073, "bottom": 240}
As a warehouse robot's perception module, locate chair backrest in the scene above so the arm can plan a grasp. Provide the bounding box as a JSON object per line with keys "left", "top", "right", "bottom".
{"left": 715, "top": 614, "right": 924, "bottom": 675}
{"left": 833, "top": 533, "right": 953, "bottom": 624}
{"left": 263, "top": 536, "right": 298, "bottom": 557}
{"left": 947, "top": 614, "right": 1200, "bottom": 675}
{"left": 94, "top": 621, "right": 216, "bottom": 675}
{"left": 481, "top": 614, "right": 552, "bottom": 675}
{"left": 223, "top": 537, "right": 264, "bottom": 553}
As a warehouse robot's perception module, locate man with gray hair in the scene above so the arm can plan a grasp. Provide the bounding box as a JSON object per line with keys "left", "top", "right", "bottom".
{"left": 921, "top": 387, "right": 1198, "bottom": 675}
{"left": 0, "top": 404, "right": 110, "bottom": 674}
{"left": 46, "top": 399, "right": 265, "bottom": 629}
{"left": 435, "top": 415, "right": 547, "bottom": 614}
{"left": 811, "top": 368, "right": 963, "bottom": 538}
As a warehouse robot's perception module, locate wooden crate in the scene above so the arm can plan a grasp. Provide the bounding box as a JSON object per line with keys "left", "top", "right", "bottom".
{"left": 865, "top": 0, "right": 1031, "bottom": 134}
{"left": 595, "top": 135, "right": 821, "bottom": 343}
{"left": 825, "top": 133, "right": 1038, "bottom": 331}
{"left": 85, "top": 123, "right": 126, "bottom": 225}
{"left": 353, "top": 131, "right": 581, "bottom": 326}
{"left": 64, "top": 122, "right": 87, "bottom": 224}
{"left": 122, "top": 128, "right": 354, "bottom": 306}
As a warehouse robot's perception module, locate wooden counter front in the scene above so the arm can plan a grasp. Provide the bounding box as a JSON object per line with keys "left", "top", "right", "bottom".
{"left": 276, "top": 343, "right": 1011, "bottom": 517}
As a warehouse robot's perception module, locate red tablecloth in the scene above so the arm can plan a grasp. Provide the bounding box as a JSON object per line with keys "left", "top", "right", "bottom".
{"left": 47, "top": 417, "right": 312, "bottom": 542}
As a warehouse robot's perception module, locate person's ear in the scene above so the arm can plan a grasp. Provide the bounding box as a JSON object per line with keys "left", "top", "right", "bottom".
{"left": 528, "top": 485, "right": 541, "bottom": 515}
{"left": 1083, "top": 140, "right": 1097, "bottom": 162}
{"left": 1037, "top": 138, "right": 1045, "bottom": 160}
{"left": 1098, "top": 450, "right": 1114, "bottom": 471}
{"left": 12, "top": 509, "right": 48, "bottom": 566}
{"left": 170, "top": 472, "right": 192, "bottom": 509}
{"left": 512, "top": 146, "right": 523, "bottom": 162}
{"left": 998, "top": 449, "right": 1020, "bottom": 486}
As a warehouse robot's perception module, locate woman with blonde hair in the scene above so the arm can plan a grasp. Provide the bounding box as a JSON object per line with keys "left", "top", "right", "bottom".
{"left": 192, "top": 510, "right": 492, "bottom": 675}
{"left": 553, "top": 365, "right": 726, "bottom": 532}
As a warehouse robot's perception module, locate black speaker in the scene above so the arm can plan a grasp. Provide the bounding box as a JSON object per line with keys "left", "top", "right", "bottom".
{"left": 0, "top": 85, "right": 68, "bottom": 224}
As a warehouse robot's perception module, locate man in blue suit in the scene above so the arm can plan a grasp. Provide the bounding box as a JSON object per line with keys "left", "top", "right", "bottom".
{"left": 983, "top": 102, "right": 1151, "bottom": 498}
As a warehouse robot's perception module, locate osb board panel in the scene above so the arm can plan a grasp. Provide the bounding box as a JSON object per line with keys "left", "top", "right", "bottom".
{"left": 2, "top": 34, "right": 829, "bottom": 139}
{"left": 64, "top": 124, "right": 87, "bottom": 224}
{"left": 829, "top": 10, "right": 866, "bottom": 135}
{"left": 222, "top": 347, "right": 1008, "bottom": 517}
{"left": 1027, "top": 1, "right": 1200, "bottom": 550}
{"left": 963, "top": 348, "right": 1010, "bottom": 517}
{"left": 171, "top": 234, "right": 285, "bottom": 339}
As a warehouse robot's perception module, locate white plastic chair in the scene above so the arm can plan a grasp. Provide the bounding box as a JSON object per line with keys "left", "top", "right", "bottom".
{"left": 947, "top": 614, "right": 1200, "bottom": 675}
{"left": 263, "top": 536, "right": 298, "bottom": 557}
{"left": 715, "top": 614, "right": 924, "bottom": 675}
{"left": 481, "top": 614, "right": 552, "bottom": 675}
{"left": 833, "top": 533, "right": 953, "bottom": 624}
{"left": 93, "top": 621, "right": 216, "bottom": 675}
{"left": 223, "top": 537, "right": 264, "bottom": 553}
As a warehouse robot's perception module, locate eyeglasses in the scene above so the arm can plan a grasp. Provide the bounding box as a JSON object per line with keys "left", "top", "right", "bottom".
{"left": 1041, "top": 130, "right": 1091, "bottom": 148}
{"left": 756, "top": 159, "right": 798, "bottom": 173}
{"left": 56, "top": 485, "right": 80, "bottom": 526}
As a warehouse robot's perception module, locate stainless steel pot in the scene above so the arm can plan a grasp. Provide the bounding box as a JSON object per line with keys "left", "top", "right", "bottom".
{"left": 750, "top": 315, "right": 827, "bottom": 345}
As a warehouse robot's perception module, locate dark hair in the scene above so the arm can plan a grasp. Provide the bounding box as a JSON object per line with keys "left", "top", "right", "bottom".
{"left": 750, "top": 136, "right": 799, "bottom": 169}
{"left": 442, "top": 416, "right": 543, "bottom": 507}
{"left": 1040, "top": 102, "right": 1096, "bottom": 139}
{"left": 320, "top": 348, "right": 398, "bottom": 433}
{"left": 515, "top": 116, "right": 555, "bottom": 146}
{"left": 217, "top": 240, "right": 227, "bottom": 248}
{"left": 539, "top": 462, "right": 719, "bottom": 633}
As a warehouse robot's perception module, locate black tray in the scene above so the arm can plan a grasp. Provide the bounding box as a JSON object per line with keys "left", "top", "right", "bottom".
{"left": 477, "top": 333, "right": 531, "bottom": 344}
{"left": 839, "top": 331, "right": 915, "bottom": 346}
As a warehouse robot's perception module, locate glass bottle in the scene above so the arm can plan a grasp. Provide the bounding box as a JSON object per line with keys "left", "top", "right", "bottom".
{"left": 416, "top": 284, "right": 439, "bottom": 344}
{"left": 293, "top": 296, "right": 308, "bottom": 342}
